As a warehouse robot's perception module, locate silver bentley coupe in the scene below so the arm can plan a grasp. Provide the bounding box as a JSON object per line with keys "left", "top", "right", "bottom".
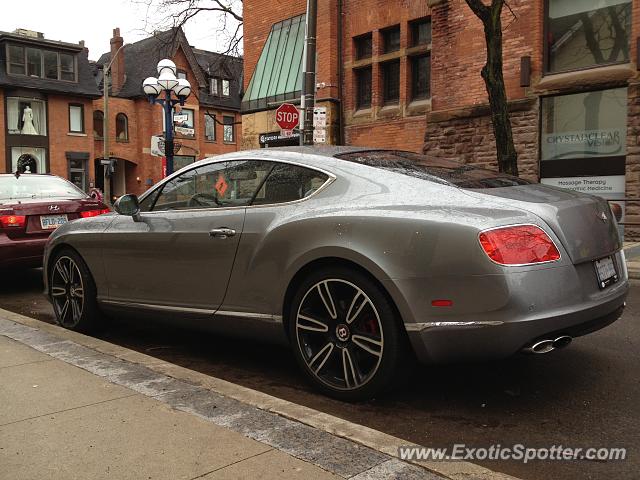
{"left": 44, "top": 147, "right": 629, "bottom": 400}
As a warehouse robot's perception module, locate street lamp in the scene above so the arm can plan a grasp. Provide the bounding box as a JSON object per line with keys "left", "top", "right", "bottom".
{"left": 143, "top": 59, "right": 191, "bottom": 176}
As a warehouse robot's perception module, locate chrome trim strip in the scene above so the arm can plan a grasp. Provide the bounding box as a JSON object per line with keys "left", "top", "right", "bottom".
{"left": 405, "top": 321, "right": 505, "bottom": 332}
{"left": 215, "top": 310, "right": 283, "bottom": 324}
{"left": 100, "top": 300, "right": 215, "bottom": 315}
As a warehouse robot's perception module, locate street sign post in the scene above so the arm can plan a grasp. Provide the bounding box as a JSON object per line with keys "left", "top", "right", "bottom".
{"left": 275, "top": 103, "right": 300, "bottom": 132}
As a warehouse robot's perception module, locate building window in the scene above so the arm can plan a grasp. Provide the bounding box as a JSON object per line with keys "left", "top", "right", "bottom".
{"left": 177, "top": 70, "right": 187, "bottom": 79}
{"left": 381, "top": 26, "right": 401, "bottom": 54}
{"left": 545, "top": 0, "right": 632, "bottom": 74}
{"left": 68, "top": 159, "right": 87, "bottom": 191}
{"left": 205, "top": 113, "right": 216, "bottom": 142}
{"left": 223, "top": 116, "right": 235, "bottom": 142}
{"left": 222, "top": 79, "right": 230, "bottom": 96}
{"left": 6, "top": 97, "right": 46, "bottom": 136}
{"left": 93, "top": 110, "right": 104, "bottom": 138}
{"left": 354, "top": 33, "right": 372, "bottom": 60}
{"left": 69, "top": 105, "right": 84, "bottom": 133}
{"left": 381, "top": 60, "right": 400, "bottom": 105}
{"left": 411, "top": 54, "right": 430, "bottom": 100}
{"left": 174, "top": 108, "right": 195, "bottom": 138}
{"left": 355, "top": 67, "right": 372, "bottom": 109}
{"left": 26, "top": 48, "right": 42, "bottom": 77}
{"left": 11, "top": 147, "right": 47, "bottom": 174}
{"left": 8, "top": 45, "right": 25, "bottom": 75}
{"left": 173, "top": 155, "right": 196, "bottom": 172}
{"left": 210, "top": 78, "right": 218, "bottom": 95}
{"left": 410, "top": 18, "right": 431, "bottom": 47}
{"left": 6, "top": 44, "right": 77, "bottom": 81}
{"left": 116, "top": 113, "right": 128, "bottom": 142}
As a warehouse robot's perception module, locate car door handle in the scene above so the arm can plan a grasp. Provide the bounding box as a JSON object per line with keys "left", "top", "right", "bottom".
{"left": 209, "top": 228, "right": 236, "bottom": 238}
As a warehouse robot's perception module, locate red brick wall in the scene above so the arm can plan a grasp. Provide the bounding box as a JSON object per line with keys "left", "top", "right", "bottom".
{"left": 47, "top": 95, "right": 96, "bottom": 180}
{"left": 0, "top": 90, "right": 5, "bottom": 173}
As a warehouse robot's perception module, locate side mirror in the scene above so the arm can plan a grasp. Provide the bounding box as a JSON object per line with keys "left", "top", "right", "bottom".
{"left": 114, "top": 194, "right": 141, "bottom": 221}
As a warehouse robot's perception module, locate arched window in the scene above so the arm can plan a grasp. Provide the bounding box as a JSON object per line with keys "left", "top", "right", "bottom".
{"left": 116, "top": 113, "right": 128, "bottom": 142}
{"left": 93, "top": 110, "right": 104, "bottom": 138}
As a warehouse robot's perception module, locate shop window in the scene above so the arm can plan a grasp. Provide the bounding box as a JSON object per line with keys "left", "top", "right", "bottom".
{"left": 381, "top": 60, "right": 400, "bottom": 105}
{"left": 410, "top": 18, "right": 431, "bottom": 47}
{"left": 174, "top": 108, "right": 195, "bottom": 138}
{"left": 545, "top": 0, "right": 632, "bottom": 74}
{"left": 93, "top": 110, "right": 104, "bottom": 138}
{"left": 355, "top": 67, "right": 372, "bottom": 109}
{"left": 6, "top": 97, "right": 47, "bottom": 136}
{"left": 411, "top": 54, "right": 431, "bottom": 100}
{"left": 116, "top": 113, "right": 128, "bottom": 142}
{"left": 8, "top": 45, "right": 25, "bottom": 75}
{"left": 68, "top": 159, "right": 87, "bottom": 191}
{"left": 69, "top": 104, "right": 84, "bottom": 133}
{"left": 205, "top": 113, "right": 216, "bottom": 142}
{"left": 381, "top": 26, "right": 400, "bottom": 54}
{"left": 354, "top": 33, "right": 372, "bottom": 60}
{"left": 223, "top": 116, "right": 235, "bottom": 142}
{"left": 11, "top": 147, "right": 47, "bottom": 174}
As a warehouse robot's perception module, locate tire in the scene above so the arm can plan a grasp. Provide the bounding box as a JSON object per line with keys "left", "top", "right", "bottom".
{"left": 49, "top": 248, "right": 102, "bottom": 333}
{"left": 288, "top": 265, "right": 404, "bottom": 401}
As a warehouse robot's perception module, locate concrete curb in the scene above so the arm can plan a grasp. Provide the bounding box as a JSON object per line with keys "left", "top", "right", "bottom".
{"left": 0, "top": 307, "right": 520, "bottom": 480}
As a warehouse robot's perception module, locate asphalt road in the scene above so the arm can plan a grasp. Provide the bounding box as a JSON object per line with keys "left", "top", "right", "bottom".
{"left": 1, "top": 268, "right": 637, "bottom": 480}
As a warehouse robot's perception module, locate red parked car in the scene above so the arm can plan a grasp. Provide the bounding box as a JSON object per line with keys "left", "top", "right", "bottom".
{"left": 0, "top": 173, "right": 109, "bottom": 268}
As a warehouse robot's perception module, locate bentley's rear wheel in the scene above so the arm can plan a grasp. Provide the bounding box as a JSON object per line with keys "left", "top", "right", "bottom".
{"left": 289, "top": 266, "right": 403, "bottom": 401}
{"left": 50, "top": 248, "right": 102, "bottom": 333}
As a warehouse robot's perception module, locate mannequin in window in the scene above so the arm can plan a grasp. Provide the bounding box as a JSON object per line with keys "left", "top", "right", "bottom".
{"left": 21, "top": 106, "right": 38, "bottom": 135}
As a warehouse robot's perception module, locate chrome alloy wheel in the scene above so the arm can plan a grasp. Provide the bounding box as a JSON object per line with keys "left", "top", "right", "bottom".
{"left": 51, "top": 256, "right": 85, "bottom": 328}
{"left": 295, "top": 279, "right": 384, "bottom": 391}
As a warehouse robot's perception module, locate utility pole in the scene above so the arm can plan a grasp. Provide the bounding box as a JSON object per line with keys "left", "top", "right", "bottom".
{"left": 301, "top": 0, "right": 318, "bottom": 146}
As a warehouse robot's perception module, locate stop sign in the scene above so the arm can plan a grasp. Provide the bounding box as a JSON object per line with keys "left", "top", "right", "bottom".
{"left": 275, "top": 103, "right": 300, "bottom": 130}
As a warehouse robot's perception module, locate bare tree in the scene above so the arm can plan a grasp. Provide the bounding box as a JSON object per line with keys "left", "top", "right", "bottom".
{"left": 138, "top": 0, "right": 243, "bottom": 56}
{"left": 465, "top": 0, "right": 518, "bottom": 176}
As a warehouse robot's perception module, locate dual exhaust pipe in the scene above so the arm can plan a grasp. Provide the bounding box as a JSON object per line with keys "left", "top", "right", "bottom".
{"left": 523, "top": 335, "right": 572, "bottom": 354}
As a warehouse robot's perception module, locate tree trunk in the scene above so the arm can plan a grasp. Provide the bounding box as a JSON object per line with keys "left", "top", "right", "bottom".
{"left": 465, "top": 0, "right": 519, "bottom": 176}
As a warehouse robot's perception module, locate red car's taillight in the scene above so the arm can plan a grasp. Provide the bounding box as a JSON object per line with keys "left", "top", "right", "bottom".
{"left": 79, "top": 209, "right": 110, "bottom": 218}
{"left": 0, "top": 215, "right": 26, "bottom": 229}
{"left": 478, "top": 225, "right": 560, "bottom": 265}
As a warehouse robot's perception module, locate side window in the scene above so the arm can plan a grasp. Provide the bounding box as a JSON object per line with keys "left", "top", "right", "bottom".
{"left": 252, "top": 163, "right": 329, "bottom": 206}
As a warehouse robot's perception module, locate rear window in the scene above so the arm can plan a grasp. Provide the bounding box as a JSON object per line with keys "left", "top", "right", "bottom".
{"left": 0, "top": 175, "right": 87, "bottom": 203}
{"left": 335, "top": 150, "right": 530, "bottom": 189}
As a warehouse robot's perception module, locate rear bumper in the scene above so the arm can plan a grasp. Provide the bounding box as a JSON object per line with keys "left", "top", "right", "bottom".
{"left": 0, "top": 233, "right": 48, "bottom": 268}
{"left": 406, "top": 284, "right": 628, "bottom": 364}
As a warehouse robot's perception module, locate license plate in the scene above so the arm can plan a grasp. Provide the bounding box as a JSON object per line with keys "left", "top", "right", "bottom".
{"left": 594, "top": 255, "right": 618, "bottom": 289}
{"left": 40, "top": 214, "right": 68, "bottom": 230}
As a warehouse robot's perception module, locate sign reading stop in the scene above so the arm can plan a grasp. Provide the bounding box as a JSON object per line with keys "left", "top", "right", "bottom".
{"left": 275, "top": 103, "right": 300, "bottom": 130}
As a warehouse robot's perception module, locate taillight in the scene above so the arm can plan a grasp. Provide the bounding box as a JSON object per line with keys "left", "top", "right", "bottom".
{"left": 79, "top": 209, "right": 110, "bottom": 218}
{"left": 478, "top": 225, "right": 560, "bottom": 265}
{"left": 0, "top": 215, "right": 26, "bottom": 229}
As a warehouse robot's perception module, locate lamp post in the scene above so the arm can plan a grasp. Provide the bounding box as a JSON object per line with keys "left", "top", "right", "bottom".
{"left": 143, "top": 59, "right": 191, "bottom": 176}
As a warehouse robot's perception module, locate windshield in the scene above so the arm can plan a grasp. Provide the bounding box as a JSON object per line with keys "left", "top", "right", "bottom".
{"left": 0, "top": 175, "right": 88, "bottom": 202}
{"left": 335, "top": 150, "right": 531, "bottom": 189}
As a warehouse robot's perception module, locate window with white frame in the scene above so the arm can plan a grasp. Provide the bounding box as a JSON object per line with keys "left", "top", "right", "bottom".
{"left": 210, "top": 78, "right": 218, "bottom": 95}
{"left": 11, "top": 147, "right": 47, "bottom": 174}
{"left": 205, "top": 113, "right": 216, "bottom": 141}
{"left": 69, "top": 104, "right": 84, "bottom": 133}
{"left": 6, "top": 97, "right": 47, "bottom": 136}
{"left": 222, "top": 79, "right": 230, "bottom": 96}
{"left": 223, "top": 115, "right": 234, "bottom": 142}
{"left": 6, "top": 44, "right": 76, "bottom": 81}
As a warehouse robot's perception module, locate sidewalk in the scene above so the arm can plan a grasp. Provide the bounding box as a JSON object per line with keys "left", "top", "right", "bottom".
{"left": 0, "top": 311, "right": 519, "bottom": 480}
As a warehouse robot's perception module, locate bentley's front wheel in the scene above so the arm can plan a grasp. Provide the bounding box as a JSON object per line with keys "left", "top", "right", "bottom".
{"left": 289, "top": 266, "right": 403, "bottom": 401}
{"left": 50, "top": 248, "right": 102, "bottom": 333}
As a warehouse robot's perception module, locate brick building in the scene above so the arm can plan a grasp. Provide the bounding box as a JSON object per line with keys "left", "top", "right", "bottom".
{"left": 0, "top": 29, "right": 101, "bottom": 186}
{"left": 243, "top": 0, "right": 640, "bottom": 234}
{"left": 94, "top": 28, "right": 243, "bottom": 198}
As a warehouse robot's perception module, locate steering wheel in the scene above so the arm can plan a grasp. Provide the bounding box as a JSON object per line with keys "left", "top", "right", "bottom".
{"left": 188, "top": 193, "right": 221, "bottom": 207}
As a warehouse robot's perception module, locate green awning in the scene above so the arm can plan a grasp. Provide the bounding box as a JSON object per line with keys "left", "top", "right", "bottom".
{"left": 242, "top": 14, "right": 305, "bottom": 113}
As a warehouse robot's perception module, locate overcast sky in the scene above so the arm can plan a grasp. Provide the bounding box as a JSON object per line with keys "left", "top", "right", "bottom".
{"left": 1, "top": 0, "right": 239, "bottom": 60}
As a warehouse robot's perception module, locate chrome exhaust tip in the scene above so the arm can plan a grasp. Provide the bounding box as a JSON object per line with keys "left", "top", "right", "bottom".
{"left": 552, "top": 335, "right": 572, "bottom": 349}
{"left": 524, "top": 339, "right": 555, "bottom": 354}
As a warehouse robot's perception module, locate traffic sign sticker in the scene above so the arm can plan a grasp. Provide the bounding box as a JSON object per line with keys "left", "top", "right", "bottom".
{"left": 215, "top": 175, "right": 228, "bottom": 197}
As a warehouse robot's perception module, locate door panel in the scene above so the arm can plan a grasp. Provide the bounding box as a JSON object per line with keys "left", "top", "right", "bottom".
{"left": 102, "top": 208, "right": 245, "bottom": 310}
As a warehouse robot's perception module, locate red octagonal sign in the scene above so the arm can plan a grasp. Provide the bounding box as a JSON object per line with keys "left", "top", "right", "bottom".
{"left": 275, "top": 103, "right": 300, "bottom": 130}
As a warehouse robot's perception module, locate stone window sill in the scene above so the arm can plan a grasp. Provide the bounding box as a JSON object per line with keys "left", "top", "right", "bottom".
{"left": 379, "top": 104, "right": 401, "bottom": 118}
{"left": 352, "top": 108, "right": 372, "bottom": 119}
{"left": 536, "top": 63, "right": 634, "bottom": 92}
{"left": 68, "top": 132, "right": 87, "bottom": 137}
{"left": 407, "top": 98, "right": 431, "bottom": 116}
